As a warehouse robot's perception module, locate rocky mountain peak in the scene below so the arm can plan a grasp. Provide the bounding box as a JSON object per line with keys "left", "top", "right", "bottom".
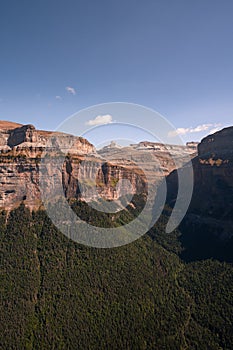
{"left": 198, "top": 126, "right": 233, "bottom": 155}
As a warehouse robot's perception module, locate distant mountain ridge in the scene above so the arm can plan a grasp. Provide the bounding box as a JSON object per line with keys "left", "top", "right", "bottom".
{"left": 0, "top": 120, "right": 199, "bottom": 211}
{"left": 1, "top": 122, "right": 233, "bottom": 349}
{"left": 0, "top": 119, "right": 232, "bottom": 244}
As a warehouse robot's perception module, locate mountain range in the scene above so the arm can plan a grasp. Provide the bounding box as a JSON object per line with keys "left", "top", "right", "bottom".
{"left": 0, "top": 121, "right": 233, "bottom": 349}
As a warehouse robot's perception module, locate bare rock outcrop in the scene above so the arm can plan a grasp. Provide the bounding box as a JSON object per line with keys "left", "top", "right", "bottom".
{"left": 0, "top": 121, "right": 199, "bottom": 212}
{"left": 98, "top": 140, "right": 197, "bottom": 184}
{"left": 0, "top": 121, "right": 146, "bottom": 210}
{"left": 166, "top": 126, "right": 233, "bottom": 260}
{"left": 198, "top": 126, "right": 233, "bottom": 155}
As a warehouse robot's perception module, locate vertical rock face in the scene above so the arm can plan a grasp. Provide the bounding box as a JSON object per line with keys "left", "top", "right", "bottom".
{"left": 8, "top": 124, "right": 38, "bottom": 147}
{"left": 0, "top": 121, "right": 201, "bottom": 212}
{"left": 166, "top": 126, "right": 233, "bottom": 256}
{"left": 190, "top": 127, "right": 233, "bottom": 218}
{"left": 198, "top": 127, "right": 233, "bottom": 155}
{"left": 62, "top": 157, "right": 146, "bottom": 202}
{"left": 0, "top": 121, "right": 146, "bottom": 210}
{"left": 98, "top": 140, "right": 197, "bottom": 185}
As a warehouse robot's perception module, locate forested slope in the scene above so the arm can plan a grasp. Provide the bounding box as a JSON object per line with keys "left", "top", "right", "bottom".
{"left": 1, "top": 203, "right": 233, "bottom": 349}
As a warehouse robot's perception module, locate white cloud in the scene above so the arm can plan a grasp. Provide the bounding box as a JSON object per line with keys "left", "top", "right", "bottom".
{"left": 168, "top": 123, "right": 222, "bottom": 137}
{"left": 55, "top": 95, "right": 62, "bottom": 100}
{"left": 86, "top": 114, "right": 113, "bottom": 126}
{"left": 66, "top": 86, "right": 76, "bottom": 95}
{"left": 208, "top": 126, "right": 222, "bottom": 135}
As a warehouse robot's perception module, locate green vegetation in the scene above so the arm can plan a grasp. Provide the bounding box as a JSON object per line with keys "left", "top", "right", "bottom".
{"left": 110, "top": 177, "right": 119, "bottom": 187}
{"left": 0, "top": 202, "right": 233, "bottom": 349}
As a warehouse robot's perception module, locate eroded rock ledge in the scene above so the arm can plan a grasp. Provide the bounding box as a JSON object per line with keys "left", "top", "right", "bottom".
{"left": 0, "top": 121, "right": 199, "bottom": 211}
{"left": 0, "top": 122, "right": 146, "bottom": 210}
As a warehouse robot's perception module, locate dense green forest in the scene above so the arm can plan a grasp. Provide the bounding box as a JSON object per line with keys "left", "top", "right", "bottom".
{"left": 1, "top": 202, "right": 233, "bottom": 349}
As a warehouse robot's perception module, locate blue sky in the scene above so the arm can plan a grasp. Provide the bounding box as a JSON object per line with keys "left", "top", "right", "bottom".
{"left": 0, "top": 0, "right": 233, "bottom": 144}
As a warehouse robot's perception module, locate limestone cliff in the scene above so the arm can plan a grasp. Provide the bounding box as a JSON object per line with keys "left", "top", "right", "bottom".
{"left": 189, "top": 127, "right": 233, "bottom": 220}
{"left": 0, "top": 121, "right": 146, "bottom": 210}
{"left": 98, "top": 140, "right": 197, "bottom": 184}
{"left": 166, "top": 126, "right": 233, "bottom": 260}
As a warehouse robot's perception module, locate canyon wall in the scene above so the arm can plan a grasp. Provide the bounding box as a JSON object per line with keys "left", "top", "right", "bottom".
{"left": 166, "top": 126, "right": 233, "bottom": 253}
{"left": 0, "top": 121, "right": 200, "bottom": 211}
{"left": 0, "top": 122, "right": 146, "bottom": 210}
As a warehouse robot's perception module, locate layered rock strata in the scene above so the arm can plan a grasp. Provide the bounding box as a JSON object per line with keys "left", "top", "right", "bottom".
{"left": 0, "top": 122, "right": 146, "bottom": 210}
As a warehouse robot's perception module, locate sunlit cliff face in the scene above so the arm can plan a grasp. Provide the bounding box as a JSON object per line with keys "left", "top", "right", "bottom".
{"left": 0, "top": 121, "right": 199, "bottom": 211}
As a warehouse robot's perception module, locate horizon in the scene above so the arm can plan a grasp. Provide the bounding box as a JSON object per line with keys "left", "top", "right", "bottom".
{"left": 1, "top": 1, "right": 233, "bottom": 143}
{"left": 1, "top": 2, "right": 233, "bottom": 348}
{"left": 0, "top": 117, "right": 228, "bottom": 147}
